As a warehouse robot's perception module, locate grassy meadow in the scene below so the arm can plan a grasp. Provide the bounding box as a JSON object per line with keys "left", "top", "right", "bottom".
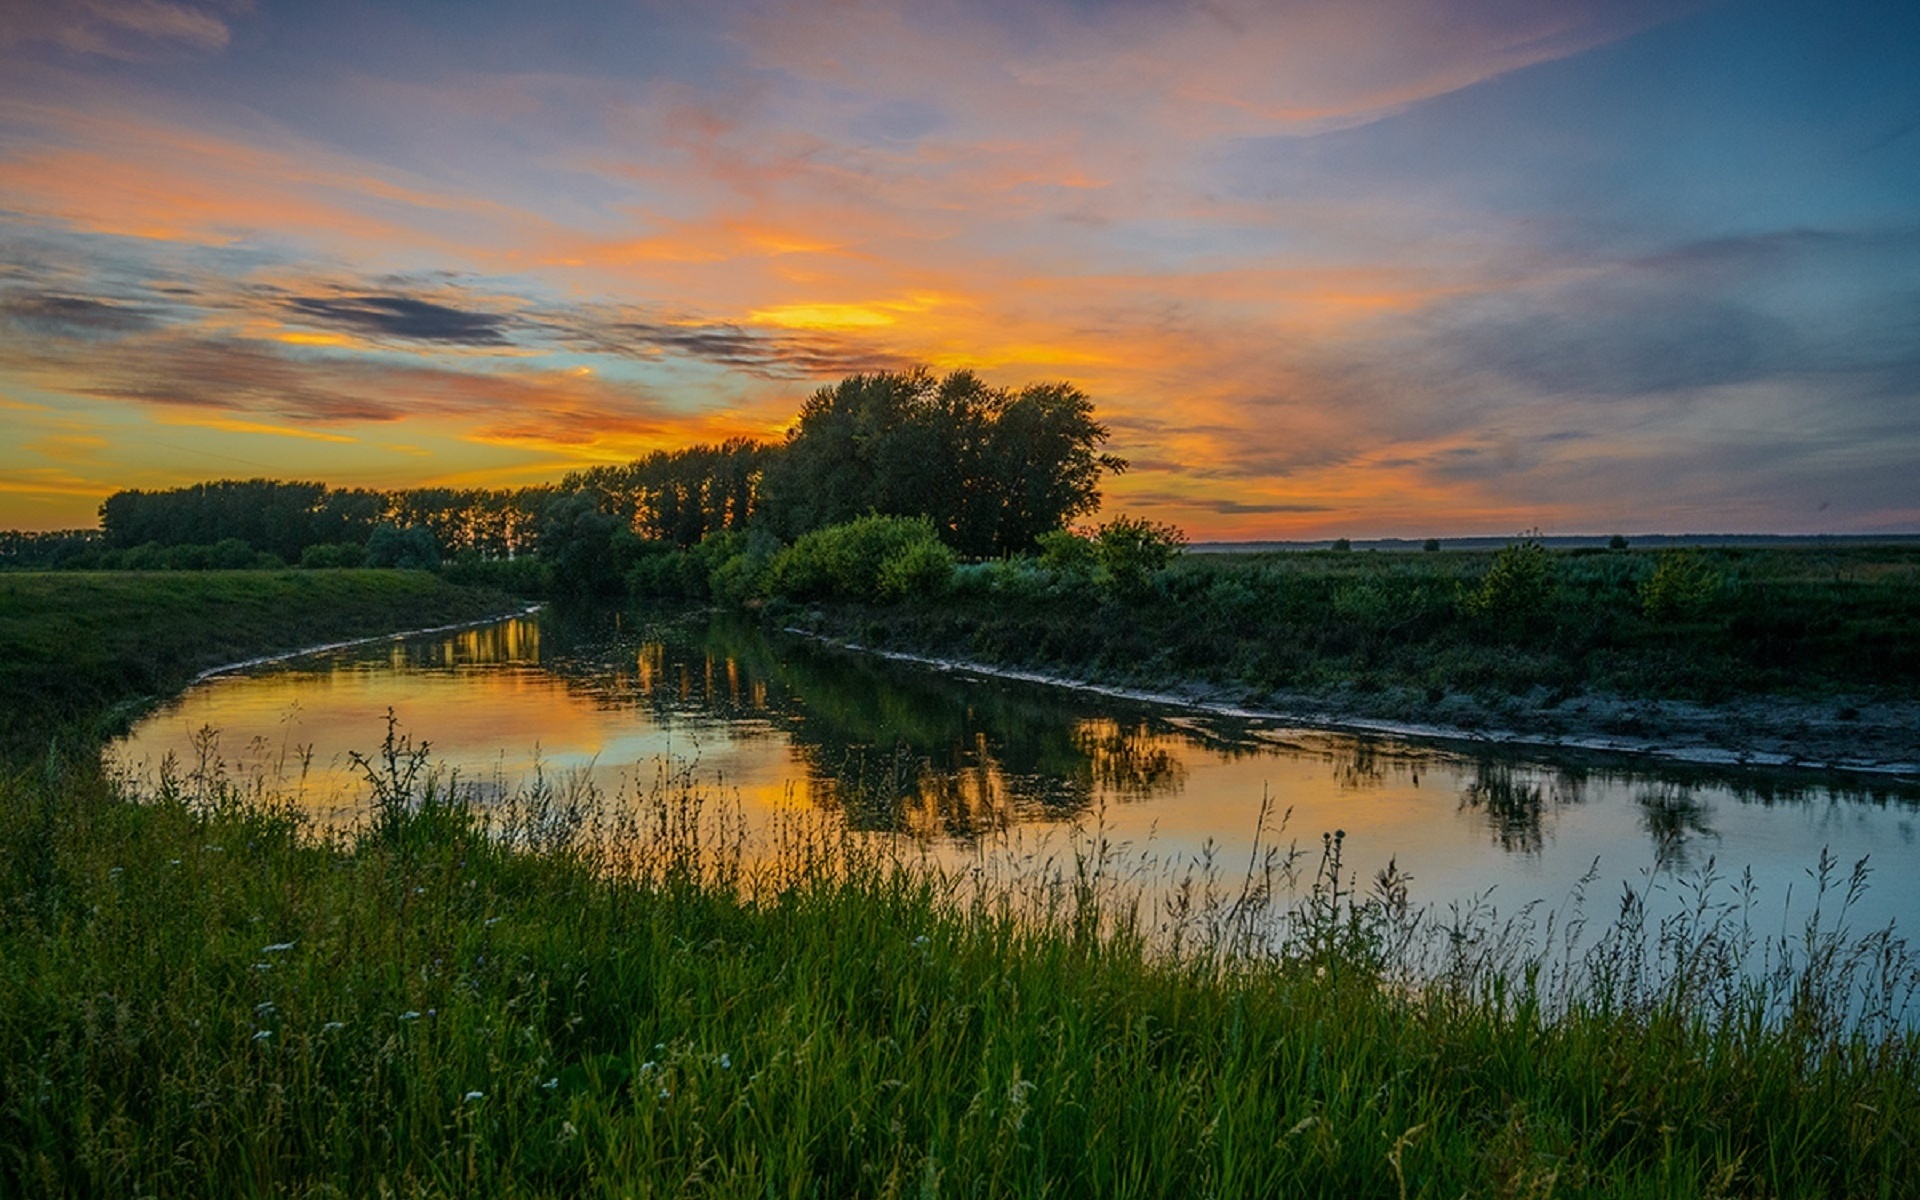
{"left": 0, "top": 570, "right": 520, "bottom": 754}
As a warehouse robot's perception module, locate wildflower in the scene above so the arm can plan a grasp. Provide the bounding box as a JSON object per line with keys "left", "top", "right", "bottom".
{"left": 463, "top": 1091, "right": 484, "bottom": 1102}
{"left": 253, "top": 962, "right": 272, "bottom": 972}
{"left": 168, "top": 859, "right": 181, "bottom": 867}
{"left": 323, "top": 1021, "right": 345, "bottom": 1032}
{"left": 261, "top": 942, "right": 295, "bottom": 953}
{"left": 719, "top": 1053, "right": 732, "bottom": 1070}
{"left": 485, "top": 916, "right": 502, "bottom": 927}
{"left": 252, "top": 1029, "right": 272, "bottom": 1041}
{"left": 541, "top": 1077, "right": 559, "bottom": 1091}
{"left": 109, "top": 867, "right": 123, "bottom": 878}
{"left": 400, "top": 1011, "right": 421, "bottom": 1022}
{"left": 254, "top": 1001, "right": 276, "bottom": 1014}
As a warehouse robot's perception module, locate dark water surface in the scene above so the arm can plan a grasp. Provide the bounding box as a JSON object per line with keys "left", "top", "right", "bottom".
{"left": 112, "top": 608, "right": 1920, "bottom": 938}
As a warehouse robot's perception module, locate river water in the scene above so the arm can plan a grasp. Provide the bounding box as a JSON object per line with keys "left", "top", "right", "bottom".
{"left": 111, "top": 608, "right": 1920, "bottom": 943}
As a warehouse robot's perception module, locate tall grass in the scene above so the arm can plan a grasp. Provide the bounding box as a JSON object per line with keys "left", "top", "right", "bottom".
{"left": 3, "top": 724, "right": 1915, "bottom": 1197}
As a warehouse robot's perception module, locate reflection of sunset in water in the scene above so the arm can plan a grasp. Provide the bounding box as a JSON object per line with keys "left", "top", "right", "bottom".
{"left": 111, "top": 612, "right": 1920, "bottom": 936}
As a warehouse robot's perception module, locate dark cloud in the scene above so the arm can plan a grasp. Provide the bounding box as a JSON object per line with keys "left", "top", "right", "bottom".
{"left": 285, "top": 294, "right": 511, "bottom": 345}
{"left": 1122, "top": 490, "right": 1330, "bottom": 515}
{"left": 560, "top": 317, "right": 907, "bottom": 380}
{"left": 0, "top": 293, "right": 159, "bottom": 336}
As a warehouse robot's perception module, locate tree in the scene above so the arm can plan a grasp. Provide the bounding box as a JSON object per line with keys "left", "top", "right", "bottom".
{"left": 759, "top": 369, "right": 1125, "bottom": 557}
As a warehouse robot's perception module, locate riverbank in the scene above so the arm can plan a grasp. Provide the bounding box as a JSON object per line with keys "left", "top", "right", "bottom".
{"left": 2, "top": 575, "right": 1917, "bottom": 1195}
{"left": 0, "top": 570, "right": 524, "bottom": 754}
{"left": 758, "top": 543, "right": 1920, "bottom": 780}
{"left": 788, "top": 627, "right": 1920, "bottom": 780}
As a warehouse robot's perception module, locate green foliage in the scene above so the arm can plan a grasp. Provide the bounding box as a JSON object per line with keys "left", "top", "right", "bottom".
{"left": 783, "top": 545, "right": 1920, "bottom": 709}
{"left": 564, "top": 438, "right": 765, "bottom": 549}
{"left": 1036, "top": 527, "right": 1100, "bottom": 575}
{"left": 1642, "top": 549, "right": 1724, "bottom": 622}
{"left": 1092, "top": 515, "right": 1187, "bottom": 593}
{"left": 1609, "top": 533, "right": 1631, "bottom": 551}
{"left": 767, "top": 514, "right": 955, "bottom": 602}
{"left": 1331, "top": 537, "right": 1352, "bottom": 552}
{"left": 0, "top": 528, "right": 104, "bottom": 570}
{"left": 364, "top": 522, "right": 441, "bottom": 572}
{"left": 759, "top": 369, "right": 1126, "bottom": 557}
{"left": 298, "top": 541, "right": 368, "bottom": 569}
{"left": 1422, "top": 537, "right": 1441, "bottom": 553}
{"left": 1461, "top": 536, "right": 1553, "bottom": 629}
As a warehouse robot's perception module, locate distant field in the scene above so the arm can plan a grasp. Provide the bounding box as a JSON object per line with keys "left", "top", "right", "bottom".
{"left": 0, "top": 570, "right": 519, "bottom": 753}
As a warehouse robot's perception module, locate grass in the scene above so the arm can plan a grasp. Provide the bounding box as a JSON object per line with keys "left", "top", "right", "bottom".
{"left": 1, "top": 560, "right": 1916, "bottom": 1195}
{"left": 777, "top": 544, "right": 1920, "bottom": 709}
{"left": 0, "top": 570, "right": 521, "bottom": 753}
{"left": 2, "top": 738, "right": 1916, "bottom": 1197}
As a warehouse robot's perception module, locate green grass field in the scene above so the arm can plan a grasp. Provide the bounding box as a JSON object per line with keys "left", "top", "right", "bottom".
{"left": 1, "top": 566, "right": 1916, "bottom": 1196}
{"left": 0, "top": 570, "right": 520, "bottom": 753}
{"left": 3, "top": 744, "right": 1916, "bottom": 1197}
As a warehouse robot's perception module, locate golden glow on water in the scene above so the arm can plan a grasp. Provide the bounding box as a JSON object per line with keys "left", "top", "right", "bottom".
{"left": 109, "top": 614, "right": 1920, "bottom": 934}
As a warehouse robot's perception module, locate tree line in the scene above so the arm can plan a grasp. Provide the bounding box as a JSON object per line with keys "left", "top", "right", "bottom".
{"left": 2, "top": 370, "right": 1129, "bottom": 583}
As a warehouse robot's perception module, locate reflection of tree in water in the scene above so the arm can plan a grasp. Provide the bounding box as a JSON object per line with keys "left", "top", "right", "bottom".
{"left": 1459, "top": 760, "right": 1588, "bottom": 854}
{"left": 1074, "top": 719, "right": 1187, "bottom": 800}
{"left": 540, "top": 610, "right": 1194, "bottom": 838}
{"left": 1637, "top": 782, "right": 1717, "bottom": 869}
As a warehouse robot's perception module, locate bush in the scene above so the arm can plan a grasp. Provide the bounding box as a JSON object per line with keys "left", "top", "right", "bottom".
{"left": 1642, "top": 550, "right": 1722, "bottom": 622}
{"left": 767, "top": 515, "right": 954, "bottom": 602}
{"left": 1036, "top": 528, "right": 1100, "bottom": 576}
{"left": 1461, "top": 536, "right": 1553, "bottom": 630}
{"left": 1423, "top": 538, "right": 1441, "bottom": 553}
{"left": 299, "top": 542, "right": 368, "bottom": 569}
{"left": 1093, "top": 516, "right": 1186, "bottom": 593}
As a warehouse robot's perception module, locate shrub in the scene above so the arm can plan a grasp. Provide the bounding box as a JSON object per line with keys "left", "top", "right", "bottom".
{"left": 300, "top": 542, "right": 367, "bottom": 569}
{"left": 1036, "top": 527, "right": 1100, "bottom": 576}
{"left": 1094, "top": 516, "right": 1187, "bottom": 593}
{"left": 1461, "top": 536, "right": 1553, "bottom": 630}
{"left": 1642, "top": 549, "right": 1723, "bottom": 622}
{"left": 1423, "top": 538, "right": 1441, "bottom": 553}
{"left": 767, "top": 514, "right": 953, "bottom": 602}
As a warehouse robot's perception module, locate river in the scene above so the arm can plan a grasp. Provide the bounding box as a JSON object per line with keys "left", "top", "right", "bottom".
{"left": 111, "top": 607, "right": 1920, "bottom": 944}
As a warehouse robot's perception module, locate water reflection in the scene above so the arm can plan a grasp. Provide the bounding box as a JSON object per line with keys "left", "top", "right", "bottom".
{"left": 1458, "top": 762, "right": 1589, "bottom": 855}
{"left": 110, "top": 608, "right": 1920, "bottom": 937}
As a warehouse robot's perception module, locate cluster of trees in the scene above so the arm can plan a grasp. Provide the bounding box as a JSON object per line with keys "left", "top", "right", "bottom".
{"left": 94, "top": 480, "right": 542, "bottom": 566}
{"left": 760, "top": 370, "right": 1124, "bottom": 558}
{"left": 5, "top": 369, "right": 1137, "bottom": 593}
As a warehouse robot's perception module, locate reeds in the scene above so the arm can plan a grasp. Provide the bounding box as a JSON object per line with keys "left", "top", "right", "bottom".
{"left": 2, "top": 732, "right": 1915, "bottom": 1197}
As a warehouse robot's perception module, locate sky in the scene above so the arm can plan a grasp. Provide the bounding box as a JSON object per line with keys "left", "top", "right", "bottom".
{"left": 1, "top": 0, "right": 1916, "bottom": 538}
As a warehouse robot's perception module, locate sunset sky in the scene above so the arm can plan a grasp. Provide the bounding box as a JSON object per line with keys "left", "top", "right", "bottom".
{"left": 2, "top": 0, "right": 1916, "bottom": 538}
